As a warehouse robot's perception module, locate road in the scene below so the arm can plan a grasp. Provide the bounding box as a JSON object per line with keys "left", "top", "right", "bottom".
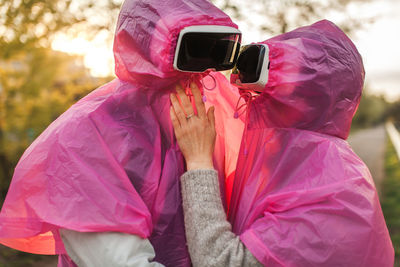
{"left": 347, "top": 125, "right": 386, "bottom": 196}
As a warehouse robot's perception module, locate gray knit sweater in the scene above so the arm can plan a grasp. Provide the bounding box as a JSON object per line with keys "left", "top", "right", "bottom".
{"left": 180, "top": 169, "right": 263, "bottom": 267}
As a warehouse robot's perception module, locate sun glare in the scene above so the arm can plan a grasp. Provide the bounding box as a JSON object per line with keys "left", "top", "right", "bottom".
{"left": 51, "top": 34, "right": 114, "bottom": 78}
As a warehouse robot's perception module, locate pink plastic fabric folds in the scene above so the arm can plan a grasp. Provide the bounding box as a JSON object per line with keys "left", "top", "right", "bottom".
{"left": 228, "top": 20, "right": 394, "bottom": 266}
{"left": 0, "top": 0, "right": 241, "bottom": 266}
{"left": 203, "top": 73, "right": 245, "bottom": 207}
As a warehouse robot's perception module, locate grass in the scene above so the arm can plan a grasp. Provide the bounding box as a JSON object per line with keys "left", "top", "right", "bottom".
{"left": 0, "top": 245, "right": 57, "bottom": 267}
{"left": 381, "top": 137, "right": 400, "bottom": 266}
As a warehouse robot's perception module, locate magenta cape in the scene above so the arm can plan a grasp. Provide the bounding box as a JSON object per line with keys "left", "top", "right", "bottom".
{"left": 228, "top": 20, "right": 394, "bottom": 266}
{"left": 0, "top": 0, "right": 241, "bottom": 266}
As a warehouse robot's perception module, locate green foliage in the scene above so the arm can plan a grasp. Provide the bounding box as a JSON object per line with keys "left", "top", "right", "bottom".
{"left": 0, "top": 0, "right": 76, "bottom": 58}
{"left": 384, "top": 102, "right": 400, "bottom": 124}
{"left": 0, "top": 0, "right": 120, "bottom": 201}
{"left": 351, "top": 91, "right": 389, "bottom": 130}
{"left": 0, "top": 47, "right": 112, "bottom": 200}
{"left": 0, "top": 1, "right": 119, "bottom": 265}
{"left": 0, "top": 0, "right": 121, "bottom": 59}
{"left": 381, "top": 137, "right": 400, "bottom": 265}
{"left": 0, "top": 245, "right": 57, "bottom": 267}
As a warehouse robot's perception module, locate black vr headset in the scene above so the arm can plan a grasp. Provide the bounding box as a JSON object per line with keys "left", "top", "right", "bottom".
{"left": 173, "top": 25, "right": 269, "bottom": 92}
{"left": 173, "top": 25, "right": 242, "bottom": 72}
{"left": 231, "top": 44, "right": 270, "bottom": 92}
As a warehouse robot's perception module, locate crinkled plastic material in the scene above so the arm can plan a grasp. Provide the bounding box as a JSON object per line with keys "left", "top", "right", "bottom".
{"left": 228, "top": 20, "right": 394, "bottom": 266}
{"left": 203, "top": 74, "right": 245, "bottom": 208}
{"left": 0, "top": 0, "right": 241, "bottom": 266}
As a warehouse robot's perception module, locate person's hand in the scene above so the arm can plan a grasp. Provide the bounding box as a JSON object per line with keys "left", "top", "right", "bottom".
{"left": 170, "top": 83, "right": 216, "bottom": 171}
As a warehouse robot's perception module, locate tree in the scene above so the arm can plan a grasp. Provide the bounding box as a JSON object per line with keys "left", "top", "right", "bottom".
{"left": 383, "top": 100, "right": 400, "bottom": 124}
{"left": 0, "top": 0, "right": 121, "bottom": 58}
{"left": 0, "top": 47, "right": 112, "bottom": 200}
{"left": 351, "top": 90, "right": 389, "bottom": 130}
{"left": 212, "top": 0, "right": 375, "bottom": 35}
{"left": 0, "top": 4, "right": 120, "bottom": 265}
{"left": 0, "top": 0, "right": 121, "bottom": 201}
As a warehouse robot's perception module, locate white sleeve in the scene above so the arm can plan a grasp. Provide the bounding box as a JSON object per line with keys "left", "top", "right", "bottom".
{"left": 59, "top": 229, "right": 165, "bottom": 267}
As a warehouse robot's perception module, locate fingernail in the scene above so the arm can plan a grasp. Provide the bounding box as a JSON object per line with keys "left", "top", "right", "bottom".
{"left": 202, "top": 95, "right": 207, "bottom": 102}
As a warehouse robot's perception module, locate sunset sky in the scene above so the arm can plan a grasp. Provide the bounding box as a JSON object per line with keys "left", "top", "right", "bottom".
{"left": 52, "top": 0, "right": 400, "bottom": 101}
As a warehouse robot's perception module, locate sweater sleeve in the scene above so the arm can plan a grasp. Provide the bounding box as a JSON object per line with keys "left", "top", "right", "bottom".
{"left": 180, "top": 169, "right": 263, "bottom": 267}
{"left": 59, "top": 229, "right": 165, "bottom": 267}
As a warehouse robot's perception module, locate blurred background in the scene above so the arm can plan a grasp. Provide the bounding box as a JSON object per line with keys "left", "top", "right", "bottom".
{"left": 0, "top": 0, "right": 399, "bottom": 266}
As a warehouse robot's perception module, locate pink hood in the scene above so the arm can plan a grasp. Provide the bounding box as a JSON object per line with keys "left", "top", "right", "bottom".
{"left": 0, "top": 1, "right": 239, "bottom": 266}
{"left": 114, "top": 0, "right": 237, "bottom": 88}
{"left": 252, "top": 20, "right": 364, "bottom": 139}
{"left": 228, "top": 20, "right": 394, "bottom": 266}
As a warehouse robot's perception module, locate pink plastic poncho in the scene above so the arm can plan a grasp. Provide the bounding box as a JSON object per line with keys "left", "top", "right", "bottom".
{"left": 0, "top": 0, "right": 242, "bottom": 266}
{"left": 228, "top": 20, "right": 394, "bottom": 266}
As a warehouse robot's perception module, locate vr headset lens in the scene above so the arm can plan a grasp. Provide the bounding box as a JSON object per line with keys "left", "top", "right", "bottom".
{"left": 236, "top": 45, "right": 266, "bottom": 83}
{"left": 176, "top": 32, "right": 241, "bottom": 72}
